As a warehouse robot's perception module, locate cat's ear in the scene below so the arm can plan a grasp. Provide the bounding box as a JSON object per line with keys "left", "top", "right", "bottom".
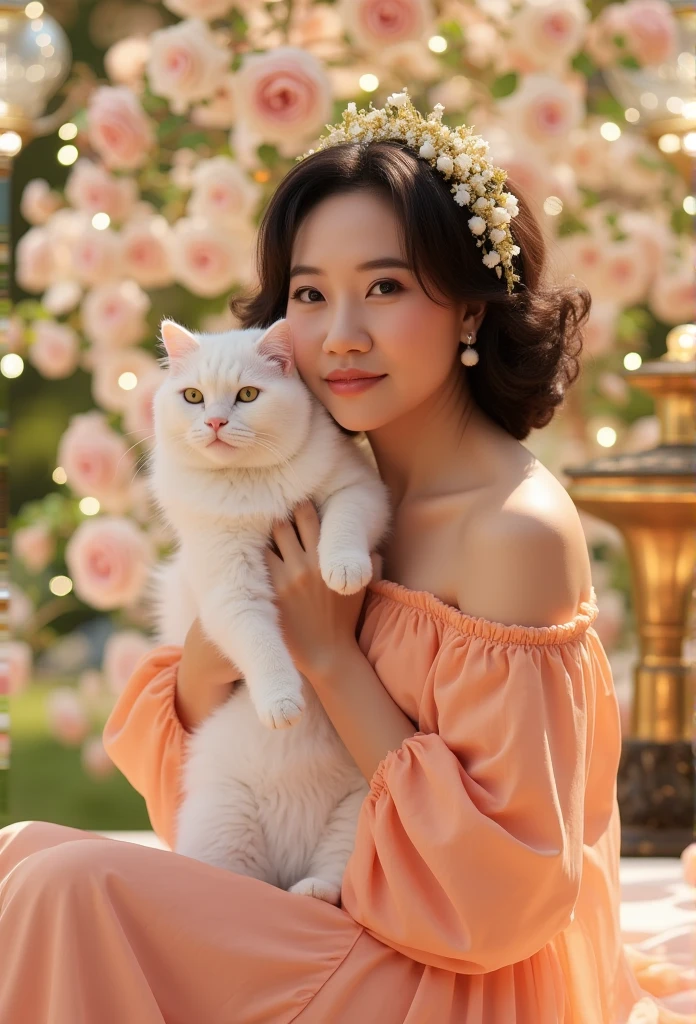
{"left": 160, "top": 320, "right": 200, "bottom": 367}
{"left": 255, "top": 319, "right": 294, "bottom": 376}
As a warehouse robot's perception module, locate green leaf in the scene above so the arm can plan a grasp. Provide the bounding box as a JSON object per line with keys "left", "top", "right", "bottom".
{"left": 490, "top": 72, "right": 518, "bottom": 99}
{"left": 619, "top": 55, "right": 641, "bottom": 70}
{"left": 572, "top": 51, "right": 598, "bottom": 78}
{"left": 257, "top": 143, "right": 280, "bottom": 168}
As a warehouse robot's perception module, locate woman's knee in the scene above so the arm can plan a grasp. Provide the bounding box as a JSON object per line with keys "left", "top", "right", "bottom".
{"left": 0, "top": 821, "right": 110, "bottom": 885}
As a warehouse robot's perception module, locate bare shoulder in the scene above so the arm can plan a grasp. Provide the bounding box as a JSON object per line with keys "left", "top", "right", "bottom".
{"left": 456, "top": 457, "right": 593, "bottom": 629}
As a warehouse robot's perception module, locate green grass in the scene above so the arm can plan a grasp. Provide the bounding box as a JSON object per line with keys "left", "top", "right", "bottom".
{"left": 1, "top": 680, "right": 151, "bottom": 833}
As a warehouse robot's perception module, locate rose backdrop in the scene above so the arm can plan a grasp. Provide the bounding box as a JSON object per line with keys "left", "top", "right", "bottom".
{"left": 9, "top": 0, "right": 694, "bottom": 777}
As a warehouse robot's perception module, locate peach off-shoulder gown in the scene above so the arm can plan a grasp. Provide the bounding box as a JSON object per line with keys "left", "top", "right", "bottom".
{"left": 1, "top": 580, "right": 694, "bottom": 1023}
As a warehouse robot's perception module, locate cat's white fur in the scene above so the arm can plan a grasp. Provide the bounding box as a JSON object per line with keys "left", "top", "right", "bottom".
{"left": 148, "top": 317, "right": 390, "bottom": 902}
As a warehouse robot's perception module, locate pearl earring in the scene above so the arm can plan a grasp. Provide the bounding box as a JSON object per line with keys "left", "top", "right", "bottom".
{"left": 460, "top": 330, "right": 479, "bottom": 366}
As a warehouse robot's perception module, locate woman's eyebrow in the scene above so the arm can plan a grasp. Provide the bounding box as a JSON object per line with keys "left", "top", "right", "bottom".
{"left": 289, "top": 257, "right": 411, "bottom": 278}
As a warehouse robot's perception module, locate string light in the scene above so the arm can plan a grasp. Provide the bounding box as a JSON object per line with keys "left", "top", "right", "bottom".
{"left": 57, "top": 144, "right": 78, "bottom": 166}
{"left": 596, "top": 426, "right": 617, "bottom": 448}
{"left": 428, "top": 35, "right": 447, "bottom": 52}
{"left": 25, "top": 1, "right": 44, "bottom": 16}
{"left": 91, "top": 212, "right": 110, "bottom": 230}
{"left": 543, "top": 196, "right": 563, "bottom": 216}
{"left": 624, "top": 108, "right": 640, "bottom": 123}
{"left": 118, "top": 372, "right": 138, "bottom": 390}
{"left": 624, "top": 352, "right": 642, "bottom": 371}
{"left": 58, "top": 122, "right": 77, "bottom": 140}
{"left": 683, "top": 196, "right": 696, "bottom": 215}
{"left": 658, "top": 133, "right": 680, "bottom": 153}
{"left": 52, "top": 466, "right": 67, "bottom": 484}
{"left": 600, "top": 122, "right": 621, "bottom": 141}
{"left": 49, "top": 576, "right": 73, "bottom": 597}
{"left": 358, "top": 74, "right": 379, "bottom": 92}
{"left": 0, "top": 132, "right": 22, "bottom": 157}
{"left": 79, "top": 497, "right": 100, "bottom": 516}
{"left": 0, "top": 354, "right": 24, "bottom": 378}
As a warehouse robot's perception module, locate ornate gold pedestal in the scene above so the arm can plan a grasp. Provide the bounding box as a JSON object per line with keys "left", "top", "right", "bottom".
{"left": 564, "top": 332, "right": 696, "bottom": 856}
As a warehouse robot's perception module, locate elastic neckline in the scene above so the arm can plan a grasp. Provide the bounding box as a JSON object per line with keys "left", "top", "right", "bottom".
{"left": 366, "top": 578, "right": 599, "bottom": 646}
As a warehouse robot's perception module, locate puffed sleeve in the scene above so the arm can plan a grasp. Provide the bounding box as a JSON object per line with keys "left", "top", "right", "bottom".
{"left": 102, "top": 646, "right": 188, "bottom": 851}
{"left": 340, "top": 626, "right": 616, "bottom": 974}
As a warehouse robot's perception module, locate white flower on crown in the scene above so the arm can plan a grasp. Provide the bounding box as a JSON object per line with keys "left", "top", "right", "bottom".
{"left": 297, "top": 87, "right": 521, "bottom": 292}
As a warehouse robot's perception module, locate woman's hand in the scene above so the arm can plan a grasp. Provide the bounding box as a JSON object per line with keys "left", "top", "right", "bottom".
{"left": 265, "top": 500, "right": 372, "bottom": 680}
{"left": 174, "top": 617, "right": 242, "bottom": 732}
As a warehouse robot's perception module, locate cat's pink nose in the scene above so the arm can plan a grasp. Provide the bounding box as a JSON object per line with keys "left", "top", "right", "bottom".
{"left": 205, "top": 416, "right": 228, "bottom": 433}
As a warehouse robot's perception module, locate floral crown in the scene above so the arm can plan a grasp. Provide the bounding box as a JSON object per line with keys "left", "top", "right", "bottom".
{"left": 297, "top": 88, "right": 521, "bottom": 295}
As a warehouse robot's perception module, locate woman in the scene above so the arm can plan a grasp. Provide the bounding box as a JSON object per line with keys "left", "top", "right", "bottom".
{"left": 0, "top": 94, "right": 688, "bottom": 1023}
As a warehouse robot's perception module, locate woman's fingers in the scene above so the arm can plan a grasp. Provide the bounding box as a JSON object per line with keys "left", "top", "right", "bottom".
{"left": 291, "top": 501, "right": 320, "bottom": 562}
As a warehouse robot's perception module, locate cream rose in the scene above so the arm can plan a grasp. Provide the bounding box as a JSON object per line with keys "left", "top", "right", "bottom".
{"left": 191, "top": 74, "right": 237, "bottom": 129}
{"left": 91, "top": 347, "right": 159, "bottom": 415}
{"left": 188, "top": 156, "right": 261, "bottom": 225}
{"left": 46, "top": 687, "right": 90, "bottom": 746}
{"left": 171, "top": 217, "right": 248, "bottom": 297}
{"left": 623, "top": 0, "right": 677, "bottom": 67}
{"left": 567, "top": 125, "right": 612, "bottom": 190}
{"left": 20, "top": 179, "right": 62, "bottom": 225}
{"left": 42, "top": 281, "right": 83, "bottom": 317}
{"left": 65, "top": 516, "right": 153, "bottom": 611}
{"left": 120, "top": 215, "right": 174, "bottom": 288}
{"left": 12, "top": 523, "right": 55, "bottom": 574}
{"left": 104, "top": 37, "right": 151, "bottom": 89}
{"left": 233, "top": 47, "right": 333, "bottom": 145}
{"left": 648, "top": 269, "right": 696, "bottom": 326}
{"left": 28, "top": 320, "right": 80, "bottom": 379}
{"left": 601, "top": 240, "right": 652, "bottom": 306}
{"left": 71, "top": 225, "right": 122, "bottom": 286}
{"left": 58, "top": 410, "right": 136, "bottom": 513}
{"left": 81, "top": 280, "right": 151, "bottom": 348}
{"left": 582, "top": 301, "right": 619, "bottom": 357}
{"left": 87, "top": 86, "right": 155, "bottom": 171}
{"left": 103, "top": 630, "right": 153, "bottom": 697}
{"left": 65, "top": 160, "right": 138, "bottom": 223}
{"left": 340, "top": 0, "right": 433, "bottom": 50}
{"left": 148, "top": 19, "right": 230, "bottom": 116}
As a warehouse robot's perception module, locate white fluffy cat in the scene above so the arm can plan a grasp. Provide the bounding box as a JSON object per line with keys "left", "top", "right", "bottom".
{"left": 149, "top": 316, "right": 390, "bottom": 902}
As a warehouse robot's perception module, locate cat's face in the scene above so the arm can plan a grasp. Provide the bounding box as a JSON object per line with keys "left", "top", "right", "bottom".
{"left": 153, "top": 319, "right": 313, "bottom": 470}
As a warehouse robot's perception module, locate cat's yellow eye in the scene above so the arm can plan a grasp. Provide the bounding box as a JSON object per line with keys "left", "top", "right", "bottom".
{"left": 183, "top": 388, "right": 204, "bottom": 404}
{"left": 237, "top": 386, "right": 259, "bottom": 403}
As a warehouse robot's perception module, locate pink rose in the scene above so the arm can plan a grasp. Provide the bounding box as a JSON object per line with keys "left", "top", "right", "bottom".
{"left": 340, "top": 0, "right": 433, "bottom": 50}
{"left": 610, "top": 134, "right": 666, "bottom": 196}
{"left": 0, "top": 641, "right": 32, "bottom": 696}
{"left": 81, "top": 280, "right": 151, "bottom": 348}
{"left": 81, "top": 735, "right": 116, "bottom": 779}
{"left": 91, "top": 347, "right": 159, "bottom": 415}
{"left": 288, "top": 4, "right": 344, "bottom": 51}
{"left": 557, "top": 231, "right": 609, "bottom": 296}
{"left": 499, "top": 74, "right": 585, "bottom": 153}
{"left": 46, "top": 687, "right": 90, "bottom": 746}
{"left": 57, "top": 410, "right": 136, "bottom": 511}
{"left": 582, "top": 301, "right": 619, "bottom": 357}
{"left": 9, "top": 583, "right": 33, "bottom": 633}
{"left": 16, "top": 227, "right": 57, "bottom": 293}
{"left": 506, "top": 0, "right": 588, "bottom": 74}
{"left": 623, "top": 0, "right": 677, "bottom": 67}
{"left": 65, "top": 516, "right": 153, "bottom": 611}
{"left": 567, "top": 125, "right": 611, "bottom": 190}
{"left": 233, "top": 46, "right": 333, "bottom": 145}
{"left": 71, "top": 225, "right": 122, "bottom": 286}
{"left": 28, "top": 320, "right": 80, "bottom": 379}
{"left": 164, "top": 0, "right": 235, "bottom": 18}
{"left": 104, "top": 37, "right": 151, "bottom": 89}
{"left": 120, "top": 215, "right": 174, "bottom": 288}
{"left": 602, "top": 241, "right": 651, "bottom": 306}
{"left": 20, "top": 179, "right": 62, "bottom": 225}
{"left": 65, "top": 160, "right": 138, "bottom": 223}
{"left": 103, "top": 630, "right": 153, "bottom": 697}
{"left": 171, "top": 217, "right": 249, "bottom": 297}
{"left": 87, "top": 86, "right": 155, "bottom": 171}
{"left": 12, "top": 523, "right": 55, "bottom": 574}
{"left": 123, "top": 367, "right": 164, "bottom": 446}
{"left": 648, "top": 270, "right": 696, "bottom": 326}
{"left": 681, "top": 843, "right": 696, "bottom": 887}
{"left": 188, "top": 156, "right": 261, "bottom": 225}
{"left": 78, "top": 669, "right": 105, "bottom": 710}
{"left": 148, "top": 19, "right": 231, "bottom": 116}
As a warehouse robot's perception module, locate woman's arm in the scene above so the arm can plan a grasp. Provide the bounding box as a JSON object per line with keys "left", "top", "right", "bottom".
{"left": 174, "top": 617, "right": 241, "bottom": 732}
{"left": 306, "top": 644, "right": 418, "bottom": 782}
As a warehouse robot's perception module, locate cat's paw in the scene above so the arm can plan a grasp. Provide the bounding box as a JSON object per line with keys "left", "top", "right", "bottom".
{"left": 288, "top": 877, "right": 341, "bottom": 905}
{"left": 256, "top": 692, "right": 305, "bottom": 730}
{"left": 320, "top": 551, "right": 373, "bottom": 596}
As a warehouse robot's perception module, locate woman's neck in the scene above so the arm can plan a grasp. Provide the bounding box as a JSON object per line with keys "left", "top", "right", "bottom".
{"left": 366, "top": 372, "right": 497, "bottom": 510}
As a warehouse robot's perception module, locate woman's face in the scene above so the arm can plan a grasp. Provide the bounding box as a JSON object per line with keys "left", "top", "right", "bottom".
{"left": 285, "top": 190, "right": 471, "bottom": 433}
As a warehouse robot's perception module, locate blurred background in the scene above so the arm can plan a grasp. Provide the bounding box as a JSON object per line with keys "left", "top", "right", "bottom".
{"left": 2, "top": 0, "right": 695, "bottom": 834}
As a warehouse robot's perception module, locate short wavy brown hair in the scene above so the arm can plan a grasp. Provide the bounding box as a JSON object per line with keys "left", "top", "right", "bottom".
{"left": 230, "top": 140, "right": 591, "bottom": 441}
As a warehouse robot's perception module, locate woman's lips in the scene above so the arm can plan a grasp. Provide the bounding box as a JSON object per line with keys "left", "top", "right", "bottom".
{"left": 325, "top": 375, "right": 387, "bottom": 395}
